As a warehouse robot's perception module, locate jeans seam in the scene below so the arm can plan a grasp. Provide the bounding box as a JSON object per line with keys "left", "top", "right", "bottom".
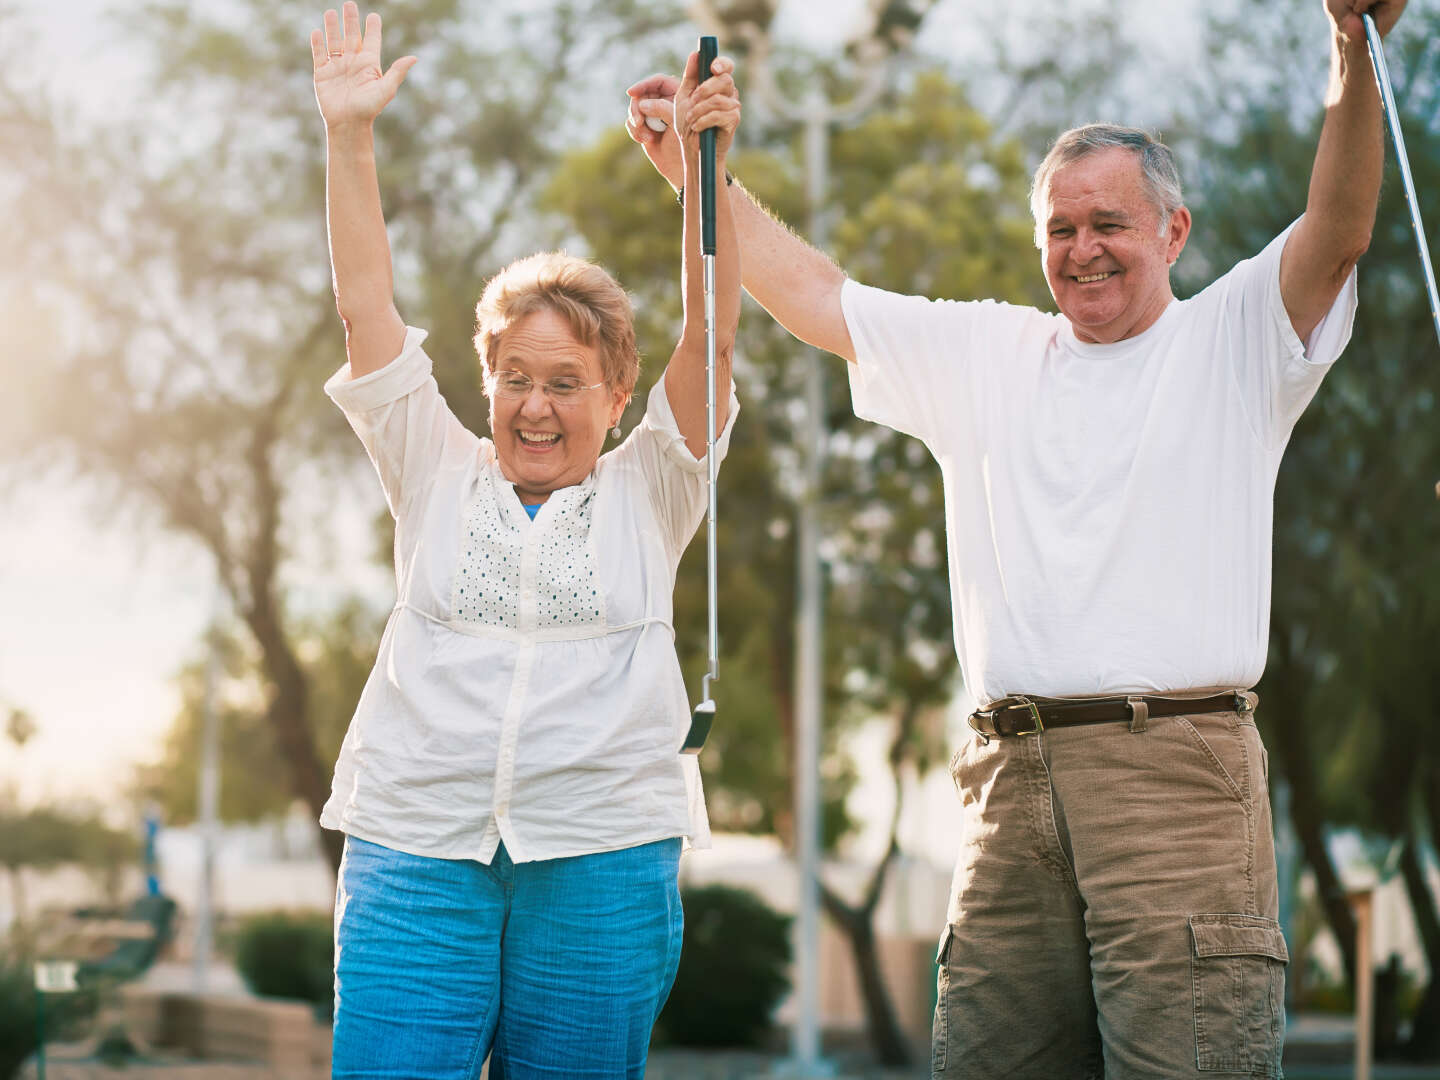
{"left": 1234, "top": 719, "right": 1259, "bottom": 916}
{"left": 1031, "top": 736, "right": 1083, "bottom": 897}
{"left": 463, "top": 1011, "right": 490, "bottom": 1080}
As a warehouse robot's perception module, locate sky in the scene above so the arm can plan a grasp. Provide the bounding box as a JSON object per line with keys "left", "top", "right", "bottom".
{"left": 0, "top": 0, "right": 1229, "bottom": 820}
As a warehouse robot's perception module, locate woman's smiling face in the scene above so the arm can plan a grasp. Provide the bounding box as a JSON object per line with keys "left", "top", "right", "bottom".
{"left": 488, "top": 308, "right": 627, "bottom": 504}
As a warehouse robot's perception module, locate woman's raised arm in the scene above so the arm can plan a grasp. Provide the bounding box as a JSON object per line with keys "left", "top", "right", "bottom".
{"left": 312, "top": 1, "right": 417, "bottom": 378}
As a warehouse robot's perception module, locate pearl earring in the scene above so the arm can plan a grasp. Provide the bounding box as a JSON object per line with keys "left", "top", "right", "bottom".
{"left": 611, "top": 422, "right": 622, "bottom": 439}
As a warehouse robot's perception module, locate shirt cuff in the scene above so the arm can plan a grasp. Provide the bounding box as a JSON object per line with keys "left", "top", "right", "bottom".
{"left": 841, "top": 278, "right": 891, "bottom": 428}
{"left": 1290, "top": 266, "right": 1358, "bottom": 368}
{"left": 323, "top": 326, "right": 432, "bottom": 413}
{"left": 1265, "top": 221, "right": 1357, "bottom": 370}
{"left": 642, "top": 374, "right": 741, "bottom": 473}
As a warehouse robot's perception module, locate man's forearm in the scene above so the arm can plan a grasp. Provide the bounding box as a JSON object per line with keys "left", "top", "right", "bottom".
{"left": 1308, "top": 31, "right": 1385, "bottom": 257}
{"left": 1280, "top": 25, "right": 1386, "bottom": 340}
{"left": 727, "top": 180, "right": 855, "bottom": 362}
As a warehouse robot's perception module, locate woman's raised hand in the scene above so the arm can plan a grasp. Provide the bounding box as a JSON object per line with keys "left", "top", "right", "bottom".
{"left": 311, "top": 1, "right": 417, "bottom": 132}
{"left": 673, "top": 52, "right": 740, "bottom": 164}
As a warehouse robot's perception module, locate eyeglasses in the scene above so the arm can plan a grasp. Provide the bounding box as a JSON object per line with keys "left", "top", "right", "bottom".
{"left": 491, "top": 370, "right": 605, "bottom": 403}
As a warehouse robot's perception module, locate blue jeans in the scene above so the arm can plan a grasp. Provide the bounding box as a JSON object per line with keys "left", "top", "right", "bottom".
{"left": 332, "top": 834, "right": 684, "bottom": 1079}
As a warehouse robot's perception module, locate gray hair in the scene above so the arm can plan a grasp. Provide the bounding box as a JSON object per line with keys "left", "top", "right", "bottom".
{"left": 1030, "top": 124, "right": 1184, "bottom": 247}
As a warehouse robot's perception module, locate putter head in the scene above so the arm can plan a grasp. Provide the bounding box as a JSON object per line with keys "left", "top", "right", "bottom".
{"left": 680, "top": 700, "right": 715, "bottom": 755}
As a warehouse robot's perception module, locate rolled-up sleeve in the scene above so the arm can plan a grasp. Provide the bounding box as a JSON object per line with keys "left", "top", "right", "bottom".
{"left": 843, "top": 278, "right": 984, "bottom": 446}
{"left": 1216, "top": 223, "right": 1358, "bottom": 447}
{"left": 324, "top": 327, "right": 473, "bottom": 518}
{"left": 621, "top": 375, "right": 740, "bottom": 563}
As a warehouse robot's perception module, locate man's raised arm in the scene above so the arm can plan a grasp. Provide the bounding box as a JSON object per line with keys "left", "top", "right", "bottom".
{"left": 626, "top": 74, "right": 856, "bottom": 364}
{"left": 1280, "top": 0, "right": 1406, "bottom": 343}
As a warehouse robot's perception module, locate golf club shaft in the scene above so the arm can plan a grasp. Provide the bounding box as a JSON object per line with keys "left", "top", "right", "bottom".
{"left": 699, "top": 35, "right": 719, "bottom": 703}
{"left": 704, "top": 254, "right": 718, "bottom": 701}
{"left": 1363, "top": 12, "right": 1440, "bottom": 350}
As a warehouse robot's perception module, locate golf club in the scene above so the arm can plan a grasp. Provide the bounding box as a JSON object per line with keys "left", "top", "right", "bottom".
{"left": 682, "top": 34, "right": 721, "bottom": 755}
{"left": 1362, "top": 11, "right": 1440, "bottom": 350}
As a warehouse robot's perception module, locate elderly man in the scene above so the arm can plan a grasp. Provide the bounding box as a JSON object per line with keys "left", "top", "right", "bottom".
{"left": 629, "top": 0, "right": 1403, "bottom": 1076}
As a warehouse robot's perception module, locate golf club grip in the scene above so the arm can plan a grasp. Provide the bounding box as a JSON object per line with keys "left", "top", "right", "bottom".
{"left": 698, "top": 35, "right": 718, "bottom": 256}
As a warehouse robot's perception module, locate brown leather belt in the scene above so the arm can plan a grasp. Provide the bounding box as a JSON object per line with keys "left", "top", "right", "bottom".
{"left": 968, "top": 691, "right": 1251, "bottom": 738}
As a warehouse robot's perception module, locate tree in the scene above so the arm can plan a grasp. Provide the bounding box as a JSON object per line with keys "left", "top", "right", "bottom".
{"left": 0, "top": 0, "right": 687, "bottom": 875}
{"left": 1176, "top": 0, "right": 1440, "bottom": 1056}
{"left": 4, "top": 708, "right": 36, "bottom": 750}
{"left": 132, "top": 601, "right": 383, "bottom": 826}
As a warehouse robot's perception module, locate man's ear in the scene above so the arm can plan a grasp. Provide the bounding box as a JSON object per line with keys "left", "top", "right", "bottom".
{"left": 1167, "top": 205, "right": 1193, "bottom": 265}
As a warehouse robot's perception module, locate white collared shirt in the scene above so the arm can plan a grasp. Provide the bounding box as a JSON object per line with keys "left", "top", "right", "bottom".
{"left": 322, "top": 327, "right": 738, "bottom": 863}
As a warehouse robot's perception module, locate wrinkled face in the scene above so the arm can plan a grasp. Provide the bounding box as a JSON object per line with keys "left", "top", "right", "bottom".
{"left": 1041, "top": 148, "right": 1190, "bottom": 344}
{"left": 488, "top": 308, "right": 627, "bottom": 504}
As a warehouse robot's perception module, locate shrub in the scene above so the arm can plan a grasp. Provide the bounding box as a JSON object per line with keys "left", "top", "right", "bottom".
{"left": 0, "top": 957, "right": 96, "bottom": 1080}
{"left": 232, "top": 911, "right": 333, "bottom": 1019}
{"left": 656, "top": 884, "right": 791, "bottom": 1048}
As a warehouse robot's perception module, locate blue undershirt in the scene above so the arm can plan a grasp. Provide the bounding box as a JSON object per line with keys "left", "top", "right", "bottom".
{"left": 522, "top": 503, "right": 542, "bottom": 520}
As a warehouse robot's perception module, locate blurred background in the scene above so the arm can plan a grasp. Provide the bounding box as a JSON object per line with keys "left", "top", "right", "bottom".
{"left": 1, "top": 0, "right": 1438, "bottom": 1075}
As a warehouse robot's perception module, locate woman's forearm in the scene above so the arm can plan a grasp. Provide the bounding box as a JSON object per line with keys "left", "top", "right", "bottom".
{"left": 326, "top": 123, "right": 405, "bottom": 377}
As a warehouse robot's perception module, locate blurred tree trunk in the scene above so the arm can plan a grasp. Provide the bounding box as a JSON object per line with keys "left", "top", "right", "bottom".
{"left": 1396, "top": 832, "right": 1440, "bottom": 1058}
{"left": 0, "top": 0, "right": 684, "bottom": 878}
{"left": 818, "top": 701, "right": 924, "bottom": 1068}
{"left": 1262, "top": 639, "right": 1357, "bottom": 987}
{"left": 4, "top": 869, "right": 27, "bottom": 945}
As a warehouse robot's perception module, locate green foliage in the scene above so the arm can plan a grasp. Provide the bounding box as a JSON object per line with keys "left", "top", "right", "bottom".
{"left": 233, "top": 911, "right": 334, "bottom": 1019}
{"left": 1185, "top": 0, "right": 1440, "bottom": 870}
{"left": 0, "top": 960, "right": 39, "bottom": 1080}
{"left": 0, "top": 0, "right": 690, "bottom": 858}
{"left": 0, "top": 957, "right": 96, "bottom": 1080}
{"left": 0, "top": 801, "right": 140, "bottom": 930}
{"left": 656, "top": 884, "right": 791, "bottom": 1047}
{"left": 1176, "top": 0, "right": 1440, "bottom": 1051}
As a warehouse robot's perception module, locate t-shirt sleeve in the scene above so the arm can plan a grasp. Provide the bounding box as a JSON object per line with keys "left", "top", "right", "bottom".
{"left": 842, "top": 278, "right": 979, "bottom": 446}
{"left": 323, "top": 326, "right": 479, "bottom": 518}
{"left": 612, "top": 375, "right": 740, "bottom": 566}
{"left": 1216, "top": 220, "right": 1358, "bottom": 446}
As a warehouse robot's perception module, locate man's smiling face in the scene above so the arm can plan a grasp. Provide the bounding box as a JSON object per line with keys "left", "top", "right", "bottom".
{"left": 1041, "top": 147, "right": 1191, "bottom": 344}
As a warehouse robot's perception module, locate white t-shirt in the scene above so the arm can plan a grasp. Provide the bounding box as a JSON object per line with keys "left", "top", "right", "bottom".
{"left": 843, "top": 224, "right": 1357, "bottom": 706}
{"left": 323, "top": 327, "right": 738, "bottom": 863}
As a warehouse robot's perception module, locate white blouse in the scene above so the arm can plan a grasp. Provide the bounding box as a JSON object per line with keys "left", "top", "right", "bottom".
{"left": 321, "top": 326, "right": 738, "bottom": 863}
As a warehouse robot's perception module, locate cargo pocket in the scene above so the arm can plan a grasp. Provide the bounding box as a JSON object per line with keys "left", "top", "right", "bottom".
{"left": 1190, "top": 914, "right": 1288, "bottom": 1075}
{"left": 932, "top": 924, "right": 954, "bottom": 1074}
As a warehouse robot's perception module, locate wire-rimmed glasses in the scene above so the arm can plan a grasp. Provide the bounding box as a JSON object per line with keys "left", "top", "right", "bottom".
{"left": 491, "top": 370, "right": 605, "bottom": 404}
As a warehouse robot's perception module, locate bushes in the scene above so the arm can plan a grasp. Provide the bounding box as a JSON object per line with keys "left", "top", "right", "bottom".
{"left": 0, "top": 961, "right": 39, "bottom": 1080}
{"left": 233, "top": 887, "right": 790, "bottom": 1046}
{"left": 232, "top": 911, "right": 333, "bottom": 1019}
{"left": 657, "top": 884, "right": 791, "bottom": 1048}
{"left": 0, "top": 958, "right": 96, "bottom": 1080}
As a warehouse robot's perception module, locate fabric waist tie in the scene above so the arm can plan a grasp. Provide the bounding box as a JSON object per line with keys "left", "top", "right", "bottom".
{"left": 396, "top": 600, "right": 674, "bottom": 643}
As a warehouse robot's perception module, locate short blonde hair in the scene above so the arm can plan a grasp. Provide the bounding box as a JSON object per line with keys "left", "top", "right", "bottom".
{"left": 473, "top": 252, "right": 640, "bottom": 397}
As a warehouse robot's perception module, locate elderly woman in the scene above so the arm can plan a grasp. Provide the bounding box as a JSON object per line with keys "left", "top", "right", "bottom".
{"left": 309, "top": 4, "right": 740, "bottom": 1077}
